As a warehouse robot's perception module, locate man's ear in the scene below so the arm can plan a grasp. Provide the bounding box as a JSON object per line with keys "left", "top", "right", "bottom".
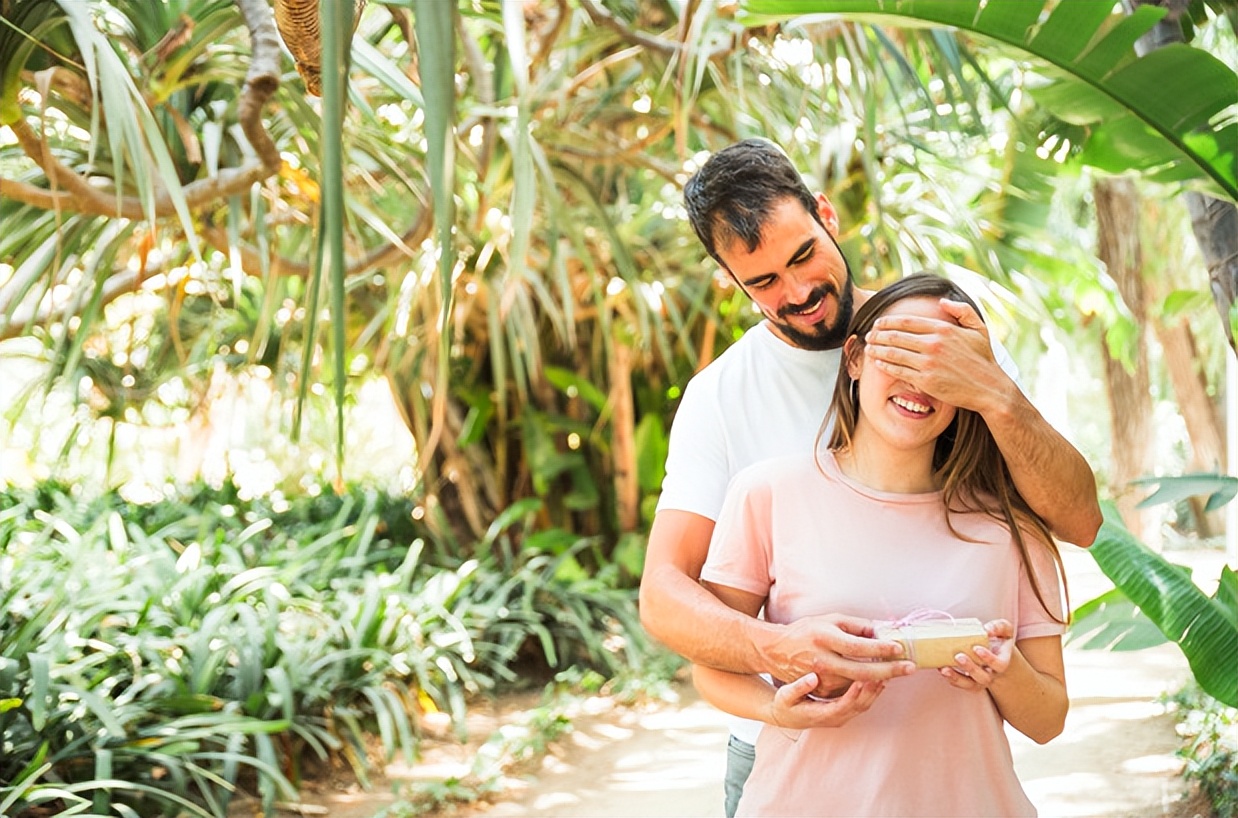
{"left": 816, "top": 193, "right": 840, "bottom": 238}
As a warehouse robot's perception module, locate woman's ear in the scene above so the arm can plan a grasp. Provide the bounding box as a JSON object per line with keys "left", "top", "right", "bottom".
{"left": 843, "top": 335, "right": 864, "bottom": 379}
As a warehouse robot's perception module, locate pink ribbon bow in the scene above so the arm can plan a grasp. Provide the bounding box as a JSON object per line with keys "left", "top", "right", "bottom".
{"left": 877, "top": 608, "right": 958, "bottom": 629}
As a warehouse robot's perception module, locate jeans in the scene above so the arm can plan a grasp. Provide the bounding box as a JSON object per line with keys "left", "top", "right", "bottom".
{"left": 724, "top": 735, "right": 756, "bottom": 818}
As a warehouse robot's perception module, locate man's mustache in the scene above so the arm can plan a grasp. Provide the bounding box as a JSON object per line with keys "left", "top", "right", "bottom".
{"left": 779, "top": 284, "right": 835, "bottom": 319}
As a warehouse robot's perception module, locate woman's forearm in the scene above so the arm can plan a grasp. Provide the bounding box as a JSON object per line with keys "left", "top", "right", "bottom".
{"left": 987, "top": 640, "right": 1068, "bottom": 744}
{"left": 692, "top": 663, "right": 778, "bottom": 723}
{"left": 694, "top": 664, "right": 889, "bottom": 734}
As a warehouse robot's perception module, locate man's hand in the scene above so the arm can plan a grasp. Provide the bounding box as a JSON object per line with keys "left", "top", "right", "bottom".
{"left": 864, "top": 294, "right": 1102, "bottom": 547}
{"left": 864, "top": 298, "right": 1010, "bottom": 413}
{"left": 768, "top": 672, "right": 886, "bottom": 734}
{"left": 763, "top": 613, "right": 917, "bottom": 697}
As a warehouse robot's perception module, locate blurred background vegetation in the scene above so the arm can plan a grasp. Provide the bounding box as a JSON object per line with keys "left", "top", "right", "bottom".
{"left": 1, "top": 0, "right": 1237, "bottom": 815}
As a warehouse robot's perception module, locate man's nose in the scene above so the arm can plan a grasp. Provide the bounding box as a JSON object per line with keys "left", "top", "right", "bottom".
{"left": 786, "top": 274, "right": 816, "bottom": 305}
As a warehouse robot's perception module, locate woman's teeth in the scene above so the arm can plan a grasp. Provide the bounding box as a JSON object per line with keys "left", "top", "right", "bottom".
{"left": 891, "top": 396, "right": 931, "bottom": 414}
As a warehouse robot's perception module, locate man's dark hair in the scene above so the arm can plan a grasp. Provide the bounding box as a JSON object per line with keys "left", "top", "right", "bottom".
{"left": 683, "top": 138, "right": 822, "bottom": 265}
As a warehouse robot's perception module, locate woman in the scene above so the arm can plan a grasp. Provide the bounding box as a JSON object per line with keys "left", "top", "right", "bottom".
{"left": 697, "top": 273, "right": 1069, "bottom": 817}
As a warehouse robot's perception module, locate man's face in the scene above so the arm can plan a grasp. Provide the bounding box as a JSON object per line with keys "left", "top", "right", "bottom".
{"left": 715, "top": 196, "right": 854, "bottom": 351}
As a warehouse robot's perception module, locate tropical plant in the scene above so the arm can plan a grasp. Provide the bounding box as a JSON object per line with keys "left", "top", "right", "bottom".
{"left": 742, "top": 0, "right": 1238, "bottom": 341}
{"left": 0, "top": 480, "right": 647, "bottom": 816}
{"left": 4, "top": 0, "right": 1238, "bottom": 811}
{"left": 0, "top": 0, "right": 1017, "bottom": 549}
{"left": 744, "top": 0, "right": 1237, "bottom": 196}
{"left": 1171, "top": 684, "right": 1238, "bottom": 818}
{"left": 1, "top": 0, "right": 742, "bottom": 548}
{"left": 1069, "top": 497, "right": 1238, "bottom": 707}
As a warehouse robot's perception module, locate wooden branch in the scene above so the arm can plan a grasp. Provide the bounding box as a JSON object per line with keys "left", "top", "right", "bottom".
{"left": 198, "top": 203, "right": 432, "bottom": 280}
{"left": 0, "top": 175, "right": 75, "bottom": 210}
{"left": 7, "top": 0, "right": 283, "bottom": 221}
{"left": 385, "top": 4, "right": 415, "bottom": 49}
{"left": 22, "top": 67, "right": 91, "bottom": 110}
{"left": 578, "top": 0, "right": 736, "bottom": 60}
{"left": 529, "top": 0, "right": 570, "bottom": 75}
{"left": 456, "top": 12, "right": 493, "bottom": 105}
{"left": 455, "top": 12, "right": 497, "bottom": 180}
{"left": 235, "top": 0, "right": 284, "bottom": 172}
{"left": 0, "top": 203, "right": 431, "bottom": 342}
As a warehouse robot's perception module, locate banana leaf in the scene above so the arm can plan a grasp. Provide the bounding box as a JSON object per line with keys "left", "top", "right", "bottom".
{"left": 1088, "top": 502, "right": 1238, "bottom": 706}
{"left": 742, "top": 0, "right": 1238, "bottom": 202}
{"left": 1130, "top": 472, "right": 1238, "bottom": 512}
{"left": 1068, "top": 587, "right": 1169, "bottom": 651}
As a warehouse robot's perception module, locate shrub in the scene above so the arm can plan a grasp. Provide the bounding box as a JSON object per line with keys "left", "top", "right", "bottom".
{"left": 0, "top": 481, "right": 647, "bottom": 817}
{"left": 1172, "top": 684, "right": 1238, "bottom": 818}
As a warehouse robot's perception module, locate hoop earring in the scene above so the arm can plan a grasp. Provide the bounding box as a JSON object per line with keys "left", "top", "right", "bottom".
{"left": 849, "top": 379, "right": 858, "bottom": 408}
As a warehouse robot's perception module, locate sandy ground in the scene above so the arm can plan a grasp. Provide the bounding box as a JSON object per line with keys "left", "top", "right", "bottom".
{"left": 300, "top": 544, "right": 1230, "bottom": 818}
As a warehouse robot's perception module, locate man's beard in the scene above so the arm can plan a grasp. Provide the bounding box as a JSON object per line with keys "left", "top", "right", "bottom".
{"left": 772, "top": 278, "right": 855, "bottom": 351}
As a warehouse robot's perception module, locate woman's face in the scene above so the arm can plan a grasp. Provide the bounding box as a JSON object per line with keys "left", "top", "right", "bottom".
{"left": 847, "top": 296, "right": 959, "bottom": 456}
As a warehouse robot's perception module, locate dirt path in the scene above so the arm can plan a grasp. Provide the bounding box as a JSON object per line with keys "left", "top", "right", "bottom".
{"left": 300, "top": 544, "right": 1228, "bottom": 818}
{"left": 463, "top": 651, "right": 1194, "bottom": 818}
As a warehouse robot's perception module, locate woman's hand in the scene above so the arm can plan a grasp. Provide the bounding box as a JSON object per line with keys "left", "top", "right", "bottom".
{"left": 938, "top": 618, "right": 1015, "bottom": 691}
{"left": 768, "top": 671, "right": 885, "bottom": 737}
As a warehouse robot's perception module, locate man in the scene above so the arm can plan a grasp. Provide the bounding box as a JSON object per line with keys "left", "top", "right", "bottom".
{"left": 638, "top": 138, "right": 1102, "bottom": 817}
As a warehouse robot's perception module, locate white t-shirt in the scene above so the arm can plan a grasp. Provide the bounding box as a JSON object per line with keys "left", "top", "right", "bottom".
{"left": 656, "top": 318, "right": 1018, "bottom": 743}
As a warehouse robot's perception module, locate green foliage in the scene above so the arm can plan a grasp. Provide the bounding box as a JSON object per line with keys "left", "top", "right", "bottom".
{"left": 0, "top": 0, "right": 74, "bottom": 124}
{"left": 1133, "top": 472, "right": 1238, "bottom": 514}
{"left": 744, "top": 0, "right": 1238, "bottom": 201}
{"left": 301, "top": 0, "right": 356, "bottom": 471}
{"left": 1079, "top": 502, "right": 1238, "bottom": 706}
{"left": 0, "top": 482, "right": 646, "bottom": 816}
{"left": 1068, "top": 587, "right": 1170, "bottom": 652}
{"left": 1171, "top": 684, "right": 1238, "bottom": 818}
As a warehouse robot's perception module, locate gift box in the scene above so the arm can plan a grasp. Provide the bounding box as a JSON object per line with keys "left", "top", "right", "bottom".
{"left": 875, "top": 617, "right": 988, "bottom": 669}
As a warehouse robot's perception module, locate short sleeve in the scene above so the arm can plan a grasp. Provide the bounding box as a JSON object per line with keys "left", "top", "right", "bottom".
{"left": 991, "top": 335, "right": 1020, "bottom": 384}
{"left": 700, "top": 467, "right": 776, "bottom": 598}
{"left": 655, "top": 376, "right": 731, "bottom": 521}
{"left": 1016, "top": 534, "right": 1066, "bottom": 640}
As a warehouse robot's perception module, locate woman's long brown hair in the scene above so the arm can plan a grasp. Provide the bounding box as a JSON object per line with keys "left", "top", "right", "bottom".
{"left": 819, "top": 272, "right": 1069, "bottom": 623}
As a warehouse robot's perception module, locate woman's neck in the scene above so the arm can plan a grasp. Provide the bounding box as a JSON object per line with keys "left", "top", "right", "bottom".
{"left": 834, "top": 431, "right": 940, "bottom": 494}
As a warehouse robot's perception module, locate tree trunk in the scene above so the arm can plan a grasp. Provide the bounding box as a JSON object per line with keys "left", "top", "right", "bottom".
{"left": 1128, "top": 0, "right": 1238, "bottom": 355}
{"left": 1154, "top": 316, "right": 1226, "bottom": 535}
{"left": 609, "top": 341, "right": 639, "bottom": 532}
{"left": 1125, "top": 0, "right": 1238, "bottom": 545}
{"left": 1187, "top": 195, "right": 1238, "bottom": 351}
{"left": 1095, "top": 177, "right": 1157, "bottom": 542}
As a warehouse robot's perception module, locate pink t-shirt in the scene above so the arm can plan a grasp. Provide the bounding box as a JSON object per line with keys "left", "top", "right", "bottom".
{"left": 701, "top": 450, "right": 1065, "bottom": 818}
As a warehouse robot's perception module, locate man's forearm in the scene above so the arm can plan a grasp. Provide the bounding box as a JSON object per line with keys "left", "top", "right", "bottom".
{"left": 984, "top": 385, "right": 1102, "bottom": 547}
{"left": 639, "top": 564, "right": 778, "bottom": 674}
{"left": 639, "top": 510, "right": 915, "bottom": 688}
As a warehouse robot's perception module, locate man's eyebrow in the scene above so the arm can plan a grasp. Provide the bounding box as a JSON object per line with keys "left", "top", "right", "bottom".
{"left": 786, "top": 238, "right": 815, "bottom": 266}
